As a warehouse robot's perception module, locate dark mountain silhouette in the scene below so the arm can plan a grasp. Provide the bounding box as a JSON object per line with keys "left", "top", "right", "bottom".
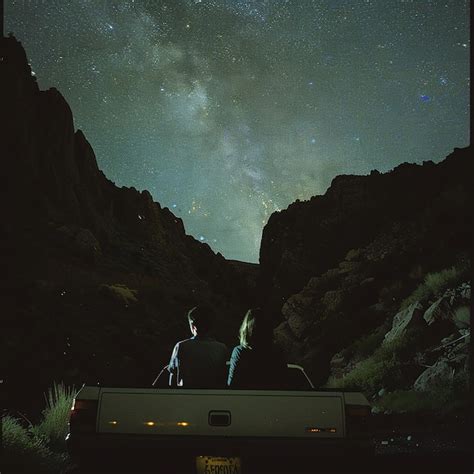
{"left": 1, "top": 35, "right": 257, "bottom": 414}
{"left": 259, "top": 146, "right": 471, "bottom": 385}
{"left": 260, "top": 149, "right": 471, "bottom": 310}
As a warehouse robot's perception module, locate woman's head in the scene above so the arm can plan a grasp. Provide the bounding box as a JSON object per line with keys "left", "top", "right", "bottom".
{"left": 239, "top": 308, "right": 272, "bottom": 349}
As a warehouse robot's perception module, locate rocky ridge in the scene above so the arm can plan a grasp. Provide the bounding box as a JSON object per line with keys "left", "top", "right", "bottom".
{"left": 260, "top": 144, "right": 471, "bottom": 390}
{"left": 260, "top": 147, "right": 471, "bottom": 314}
{"left": 1, "top": 35, "right": 256, "bottom": 413}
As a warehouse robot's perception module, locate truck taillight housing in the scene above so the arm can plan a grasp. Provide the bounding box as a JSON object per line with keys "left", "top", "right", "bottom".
{"left": 69, "top": 399, "right": 98, "bottom": 434}
{"left": 345, "top": 404, "right": 371, "bottom": 438}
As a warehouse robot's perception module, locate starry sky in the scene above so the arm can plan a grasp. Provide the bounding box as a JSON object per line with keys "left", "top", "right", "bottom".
{"left": 6, "top": 0, "right": 470, "bottom": 262}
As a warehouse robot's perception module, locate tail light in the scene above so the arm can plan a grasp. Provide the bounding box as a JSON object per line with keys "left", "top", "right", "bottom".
{"left": 345, "top": 404, "right": 372, "bottom": 438}
{"left": 69, "top": 398, "right": 98, "bottom": 434}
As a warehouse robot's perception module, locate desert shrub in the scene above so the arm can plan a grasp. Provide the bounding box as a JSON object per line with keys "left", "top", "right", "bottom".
{"left": 100, "top": 283, "right": 138, "bottom": 305}
{"left": 375, "top": 382, "right": 470, "bottom": 414}
{"left": 378, "top": 325, "right": 428, "bottom": 360}
{"left": 2, "top": 382, "right": 76, "bottom": 472}
{"left": 345, "top": 248, "right": 362, "bottom": 261}
{"left": 401, "top": 264, "right": 469, "bottom": 309}
{"left": 32, "top": 381, "right": 76, "bottom": 451}
{"left": 375, "top": 390, "right": 446, "bottom": 413}
{"left": 321, "top": 290, "right": 345, "bottom": 313}
{"left": 2, "top": 415, "right": 68, "bottom": 472}
{"left": 329, "top": 329, "right": 425, "bottom": 394}
{"left": 342, "top": 322, "right": 391, "bottom": 361}
{"left": 329, "top": 357, "right": 399, "bottom": 393}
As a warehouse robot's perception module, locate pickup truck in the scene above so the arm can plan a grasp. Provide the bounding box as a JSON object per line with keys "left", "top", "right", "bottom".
{"left": 66, "top": 365, "right": 373, "bottom": 473}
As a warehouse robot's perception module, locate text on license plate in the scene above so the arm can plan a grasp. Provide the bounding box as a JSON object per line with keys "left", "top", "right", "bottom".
{"left": 196, "top": 456, "right": 241, "bottom": 474}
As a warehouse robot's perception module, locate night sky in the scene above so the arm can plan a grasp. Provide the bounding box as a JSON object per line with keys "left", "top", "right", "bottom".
{"left": 6, "top": 0, "right": 470, "bottom": 262}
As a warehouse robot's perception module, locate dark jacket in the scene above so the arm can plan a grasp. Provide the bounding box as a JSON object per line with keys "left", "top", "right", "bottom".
{"left": 227, "top": 344, "right": 289, "bottom": 390}
{"left": 168, "top": 335, "right": 229, "bottom": 388}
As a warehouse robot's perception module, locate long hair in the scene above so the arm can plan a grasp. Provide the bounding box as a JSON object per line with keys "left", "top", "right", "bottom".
{"left": 239, "top": 308, "right": 270, "bottom": 349}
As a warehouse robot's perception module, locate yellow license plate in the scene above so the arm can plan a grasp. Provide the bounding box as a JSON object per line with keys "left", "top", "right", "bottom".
{"left": 196, "top": 455, "right": 241, "bottom": 474}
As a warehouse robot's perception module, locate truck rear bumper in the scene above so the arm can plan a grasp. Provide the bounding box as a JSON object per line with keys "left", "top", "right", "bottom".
{"left": 66, "top": 432, "right": 374, "bottom": 472}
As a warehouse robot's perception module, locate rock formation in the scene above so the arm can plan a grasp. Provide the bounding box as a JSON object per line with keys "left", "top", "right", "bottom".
{"left": 0, "top": 36, "right": 256, "bottom": 413}
{"left": 260, "top": 148, "right": 471, "bottom": 314}
{"left": 260, "top": 144, "right": 471, "bottom": 385}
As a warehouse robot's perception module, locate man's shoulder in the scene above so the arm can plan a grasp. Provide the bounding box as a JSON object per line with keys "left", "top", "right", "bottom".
{"left": 174, "top": 338, "right": 194, "bottom": 348}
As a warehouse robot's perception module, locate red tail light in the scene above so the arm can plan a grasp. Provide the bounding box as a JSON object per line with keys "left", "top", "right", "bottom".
{"left": 69, "top": 399, "right": 98, "bottom": 434}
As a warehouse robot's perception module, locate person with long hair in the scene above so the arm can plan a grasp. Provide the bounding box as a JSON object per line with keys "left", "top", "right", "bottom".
{"left": 227, "top": 308, "right": 288, "bottom": 389}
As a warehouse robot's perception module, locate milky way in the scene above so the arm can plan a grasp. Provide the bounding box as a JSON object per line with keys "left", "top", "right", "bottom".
{"left": 6, "top": 0, "right": 470, "bottom": 262}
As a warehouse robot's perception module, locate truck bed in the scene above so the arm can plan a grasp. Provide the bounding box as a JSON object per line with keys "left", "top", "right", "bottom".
{"left": 66, "top": 385, "right": 373, "bottom": 473}
{"left": 98, "top": 388, "right": 345, "bottom": 438}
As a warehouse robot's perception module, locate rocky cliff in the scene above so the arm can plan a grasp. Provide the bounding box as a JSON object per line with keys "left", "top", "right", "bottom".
{"left": 260, "top": 146, "right": 471, "bottom": 390}
{"left": 260, "top": 148, "right": 471, "bottom": 311}
{"left": 1, "top": 36, "right": 256, "bottom": 413}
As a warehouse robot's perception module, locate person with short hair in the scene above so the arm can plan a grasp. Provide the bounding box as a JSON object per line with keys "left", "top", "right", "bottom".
{"left": 168, "top": 305, "right": 229, "bottom": 388}
{"left": 227, "top": 308, "right": 288, "bottom": 389}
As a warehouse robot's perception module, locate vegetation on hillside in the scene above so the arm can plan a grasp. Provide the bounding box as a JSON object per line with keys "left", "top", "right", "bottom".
{"left": 2, "top": 382, "right": 76, "bottom": 473}
{"left": 401, "top": 262, "right": 469, "bottom": 310}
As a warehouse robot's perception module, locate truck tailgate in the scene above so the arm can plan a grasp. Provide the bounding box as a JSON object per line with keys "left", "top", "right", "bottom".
{"left": 97, "top": 389, "right": 345, "bottom": 438}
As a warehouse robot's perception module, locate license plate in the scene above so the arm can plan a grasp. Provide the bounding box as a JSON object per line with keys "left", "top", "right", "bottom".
{"left": 195, "top": 455, "right": 241, "bottom": 474}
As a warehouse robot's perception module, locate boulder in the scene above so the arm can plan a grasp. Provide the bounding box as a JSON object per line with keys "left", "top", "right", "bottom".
{"left": 328, "top": 352, "right": 346, "bottom": 380}
{"left": 281, "top": 294, "right": 312, "bottom": 339}
{"left": 74, "top": 228, "right": 102, "bottom": 261}
{"left": 321, "top": 289, "right": 345, "bottom": 313}
{"left": 459, "top": 282, "right": 470, "bottom": 301}
{"left": 273, "top": 321, "right": 300, "bottom": 357}
{"left": 452, "top": 305, "right": 470, "bottom": 329}
{"left": 329, "top": 352, "right": 346, "bottom": 370}
{"left": 56, "top": 225, "right": 102, "bottom": 261}
{"left": 413, "top": 359, "right": 453, "bottom": 391}
{"left": 423, "top": 297, "right": 452, "bottom": 326}
{"left": 383, "top": 302, "right": 424, "bottom": 343}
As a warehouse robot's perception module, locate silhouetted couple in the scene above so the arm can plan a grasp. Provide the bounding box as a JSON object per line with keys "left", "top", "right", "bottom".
{"left": 167, "top": 305, "right": 288, "bottom": 389}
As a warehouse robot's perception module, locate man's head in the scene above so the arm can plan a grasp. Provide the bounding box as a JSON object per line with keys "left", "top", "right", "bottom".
{"left": 187, "top": 305, "right": 214, "bottom": 336}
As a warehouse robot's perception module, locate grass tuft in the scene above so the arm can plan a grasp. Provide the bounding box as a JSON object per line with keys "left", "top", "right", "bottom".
{"left": 2, "top": 381, "right": 77, "bottom": 472}
{"left": 326, "top": 328, "right": 427, "bottom": 394}
{"left": 2, "top": 414, "right": 69, "bottom": 472}
{"left": 375, "top": 380, "right": 470, "bottom": 414}
{"left": 401, "top": 264, "right": 469, "bottom": 309}
{"left": 33, "top": 381, "right": 76, "bottom": 451}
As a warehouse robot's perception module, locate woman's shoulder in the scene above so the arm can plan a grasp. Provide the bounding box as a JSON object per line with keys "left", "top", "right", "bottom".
{"left": 230, "top": 345, "right": 251, "bottom": 360}
{"left": 231, "top": 344, "right": 248, "bottom": 355}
